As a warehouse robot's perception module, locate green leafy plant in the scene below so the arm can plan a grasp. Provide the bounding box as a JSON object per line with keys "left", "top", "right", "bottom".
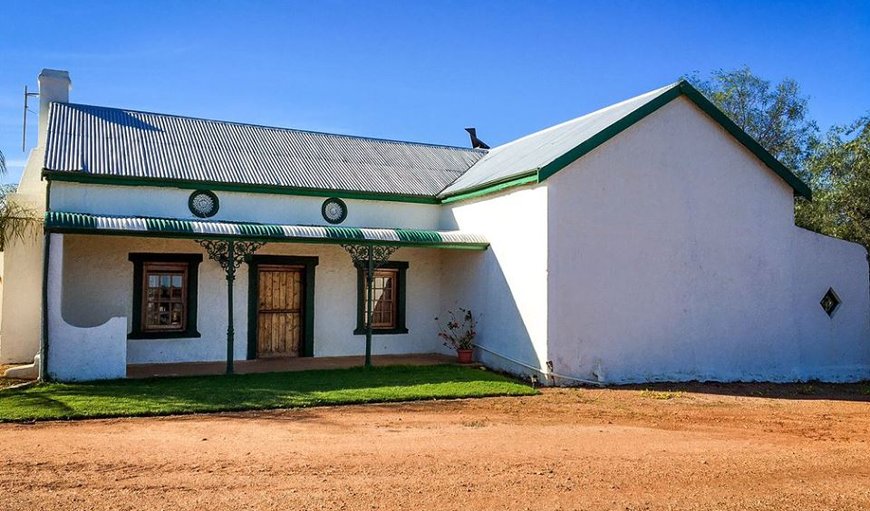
{"left": 0, "top": 150, "right": 40, "bottom": 252}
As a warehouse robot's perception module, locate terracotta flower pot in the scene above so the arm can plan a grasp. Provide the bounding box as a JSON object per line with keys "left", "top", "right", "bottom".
{"left": 456, "top": 348, "right": 473, "bottom": 364}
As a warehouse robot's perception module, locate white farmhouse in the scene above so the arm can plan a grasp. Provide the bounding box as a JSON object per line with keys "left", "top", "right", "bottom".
{"left": 2, "top": 69, "right": 868, "bottom": 383}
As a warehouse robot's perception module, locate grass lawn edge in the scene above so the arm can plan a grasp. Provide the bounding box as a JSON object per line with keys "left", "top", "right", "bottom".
{"left": 0, "top": 364, "right": 537, "bottom": 423}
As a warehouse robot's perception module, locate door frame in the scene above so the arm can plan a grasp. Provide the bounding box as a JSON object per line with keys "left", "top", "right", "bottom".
{"left": 247, "top": 255, "right": 319, "bottom": 359}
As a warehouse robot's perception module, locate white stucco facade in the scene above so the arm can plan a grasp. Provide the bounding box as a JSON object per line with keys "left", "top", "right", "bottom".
{"left": 50, "top": 182, "right": 442, "bottom": 231}
{"left": 545, "top": 98, "right": 870, "bottom": 383}
{"left": 2, "top": 70, "right": 868, "bottom": 384}
{"left": 0, "top": 157, "right": 46, "bottom": 364}
{"left": 56, "top": 234, "right": 449, "bottom": 368}
{"left": 440, "top": 185, "right": 549, "bottom": 378}
{"left": 47, "top": 234, "right": 127, "bottom": 381}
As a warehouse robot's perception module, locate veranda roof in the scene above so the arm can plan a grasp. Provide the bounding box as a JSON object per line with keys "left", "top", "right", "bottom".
{"left": 44, "top": 212, "right": 489, "bottom": 250}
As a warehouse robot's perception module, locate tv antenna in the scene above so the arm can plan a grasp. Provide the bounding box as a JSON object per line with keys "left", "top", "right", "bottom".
{"left": 22, "top": 85, "right": 38, "bottom": 151}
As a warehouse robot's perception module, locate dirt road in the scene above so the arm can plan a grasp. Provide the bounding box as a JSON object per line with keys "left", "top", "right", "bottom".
{"left": 1, "top": 384, "right": 868, "bottom": 510}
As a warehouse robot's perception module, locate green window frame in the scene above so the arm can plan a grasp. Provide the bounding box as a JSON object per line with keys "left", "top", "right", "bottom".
{"left": 354, "top": 261, "right": 408, "bottom": 335}
{"left": 128, "top": 253, "right": 202, "bottom": 339}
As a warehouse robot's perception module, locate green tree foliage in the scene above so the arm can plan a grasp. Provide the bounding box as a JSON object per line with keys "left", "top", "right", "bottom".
{"left": 796, "top": 118, "right": 870, "bottom": 250}
{"left": 0, "top": 149, "right": 40, "bottom": 252}
{"left": 688, "top": 66, "right": 818, "bottom": 174}
{"left": 690, "top": 67, "right": 870, "bottom": 255}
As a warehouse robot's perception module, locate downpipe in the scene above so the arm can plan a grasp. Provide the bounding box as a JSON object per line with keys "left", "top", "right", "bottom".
{"left": 472, "top": 343, "right": 603, "bottom": 387}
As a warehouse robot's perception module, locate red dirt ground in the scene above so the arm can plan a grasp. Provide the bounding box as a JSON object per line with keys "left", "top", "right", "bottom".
{"left": 1, "top": 383, "right": 869, "bottom": 510}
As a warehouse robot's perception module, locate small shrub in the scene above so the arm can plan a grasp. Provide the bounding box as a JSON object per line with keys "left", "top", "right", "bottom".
{"left": 639, "top": 389, "right": 683, "bottom": 400}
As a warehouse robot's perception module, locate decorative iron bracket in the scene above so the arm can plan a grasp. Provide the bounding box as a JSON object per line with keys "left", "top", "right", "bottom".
{"left": 341, "top": 243, "right": 399, "bottom": 269}
{"left": 197, "top": 239, "right": 264, "bottom": 280}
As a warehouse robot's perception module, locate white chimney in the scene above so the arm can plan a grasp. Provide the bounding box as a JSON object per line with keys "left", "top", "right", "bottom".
{"left": 37, "top": 69, "right": 71, "bottom": 147}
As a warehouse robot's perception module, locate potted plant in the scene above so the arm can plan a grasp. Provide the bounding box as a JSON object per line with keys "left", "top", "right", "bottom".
{"left": 436, "top": 308, "right": 477, "bottom": 363}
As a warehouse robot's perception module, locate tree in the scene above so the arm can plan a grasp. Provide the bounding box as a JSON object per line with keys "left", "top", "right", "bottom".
{"left": 689, "top": 67, "right": 870, "bottom": 255}
{"left": 796, "top": 117, "right": 870, "bottom": 250}
{"left": 0, "top": 149, "right": 40, "bottom": 252}
{"left": 688, "top": 66, "right": 818, "bottom": 174}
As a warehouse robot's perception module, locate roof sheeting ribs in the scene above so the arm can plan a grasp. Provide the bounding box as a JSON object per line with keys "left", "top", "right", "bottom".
{"left": 44, "top": 103, "right": 485, "bottom": 197}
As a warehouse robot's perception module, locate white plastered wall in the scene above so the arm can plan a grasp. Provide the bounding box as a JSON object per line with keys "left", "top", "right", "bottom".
{"left": 47, "top": 234, "right": 127, "bottom": 381}
{"left": 50, "top": 183, "right": 441, "bottom": 230}
{"left": 440, "top": 185, "right": 549, "bottom": 377}
{"left": 789, "top": 227, "right": 870, "bottom": 380}
{"left": 0, "top": 147, "right": 46, "bottom": 364}
{"left": 546, "top": 96, "right": 870, "bottom": 383}
{"left": 60, "top": 235, "right": 447, "bottom": 366}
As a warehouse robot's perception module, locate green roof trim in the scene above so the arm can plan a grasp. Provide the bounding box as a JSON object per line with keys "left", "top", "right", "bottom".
{"left": 44, "top": 211, "right": 489, "bottom": 250}
{"left": 324, "top": 226, "right": 365, "bottom": 240}
{"left": 42, "top": 80, "right": 811, "bottom": 205}
{"left": 536, "top": 81, "right": 812, "bottom": 199}
{"left": 395, "top": 229, "right": 442, "bottom": 243}
{"left": 676, "top": 82, "right": 812, "bottom": 199}
{"left": 439, "top": 171, "right": 540, "bottom": 204}
{"left": 42, "top": 171, "right": 442, "bottom": 205}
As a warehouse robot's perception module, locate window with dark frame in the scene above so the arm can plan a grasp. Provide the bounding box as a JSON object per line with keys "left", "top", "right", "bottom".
{"left": 142, "top": 262, "right": 188, "bottom": 332}
{"left": 355, "top": 261, "right": 408, "bottom": 335}
{"left": 368, "top": 268, "right": 398, "bottom": 329}
{"left": 129, "top": 253, "right": 202, "bottom": 339}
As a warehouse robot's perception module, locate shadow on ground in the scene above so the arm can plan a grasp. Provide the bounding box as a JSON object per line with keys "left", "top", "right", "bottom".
{"left": 612, "top": 381, "right": 870, "bottom": 402}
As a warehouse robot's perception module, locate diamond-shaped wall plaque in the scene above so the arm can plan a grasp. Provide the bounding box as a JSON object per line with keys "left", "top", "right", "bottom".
{"left": 820, "top": 288, "right": 841, "bottom": 317}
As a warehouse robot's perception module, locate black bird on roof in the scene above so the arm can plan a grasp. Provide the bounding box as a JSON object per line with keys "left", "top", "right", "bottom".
{"left": 464, "top": 127, "right": 490, "bottom": 150}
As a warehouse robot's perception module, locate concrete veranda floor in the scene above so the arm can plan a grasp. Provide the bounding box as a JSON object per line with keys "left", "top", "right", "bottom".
{"left": 126, "top": 353, "right": 455, "bottom": 378}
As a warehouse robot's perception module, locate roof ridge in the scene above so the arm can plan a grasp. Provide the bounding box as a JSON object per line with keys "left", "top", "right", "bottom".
{"left": 439, "top": 79, "right": 811, "bottom": 201}
{"left": 484, "top": 81, "right": 682, "bottom": 155}
{"left": 53, "top": 101, "right": 488, "bottom": 153}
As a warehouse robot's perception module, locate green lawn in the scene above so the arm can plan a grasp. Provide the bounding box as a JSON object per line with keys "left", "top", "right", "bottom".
{"left": 0, "top": 364, "right": 536, "bottom": 422}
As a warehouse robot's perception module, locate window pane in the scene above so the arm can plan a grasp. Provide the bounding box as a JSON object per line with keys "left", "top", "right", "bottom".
{"left": 170, "top": 303, "right": 184, "bottom": 326}
{"left": 365, "top": 269, "right": 398, "bottom": 329}
{"left": 142, "top": 264, "right": 189, "bottom": 332}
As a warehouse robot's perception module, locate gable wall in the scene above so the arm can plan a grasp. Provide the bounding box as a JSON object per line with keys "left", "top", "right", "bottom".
{"left": 0, "top": 148, "right": 47, "bottom": 364}
{"left": 546, "top": 96, "right": 869, "bottom": 383}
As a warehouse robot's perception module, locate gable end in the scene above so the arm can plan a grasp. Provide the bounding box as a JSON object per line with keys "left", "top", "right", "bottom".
{"left": 537, "top": 81, "right": 812, "bottom": 199}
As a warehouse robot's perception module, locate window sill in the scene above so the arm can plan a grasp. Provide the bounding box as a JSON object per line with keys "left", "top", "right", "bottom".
{"left": 128, "top": 331, "right": 202, "bottom": 340}
{"left": 353, "top": 327, "right": 409, "bottom": 336}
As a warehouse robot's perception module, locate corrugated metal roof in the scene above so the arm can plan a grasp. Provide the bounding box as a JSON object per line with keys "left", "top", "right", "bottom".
{"left": 439, "top": 83, "right": 679, "bottom": 197}
{"left": 44, "top": 103, "right": 486, "bottom": 197}
{"left": 45, "top": 211, "right": 489, "bottom": 249}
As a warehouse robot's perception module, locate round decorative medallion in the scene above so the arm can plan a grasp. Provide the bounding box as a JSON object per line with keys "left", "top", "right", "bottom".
{"left": 321, "top": 197, "right": 348, "bottom": 224}
{"left": 188, "top": 190, "right": 219, "bottom": 218}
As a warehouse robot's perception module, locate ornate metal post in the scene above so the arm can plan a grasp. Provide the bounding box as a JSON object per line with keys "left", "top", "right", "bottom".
{"left": 341, "top": 244, "right": 398, "bottom": 368}
{"left": 197, "top": 239, "right": 264, "bottom": 375}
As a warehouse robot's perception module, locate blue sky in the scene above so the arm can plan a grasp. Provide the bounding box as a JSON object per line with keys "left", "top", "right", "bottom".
{"left": 1, "top": 0, "right": 868, "bottom": 183}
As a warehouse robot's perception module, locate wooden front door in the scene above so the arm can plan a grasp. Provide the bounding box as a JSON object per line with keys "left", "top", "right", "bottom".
{"left": 256, "top": 265, "right": 304, "bottom": 358}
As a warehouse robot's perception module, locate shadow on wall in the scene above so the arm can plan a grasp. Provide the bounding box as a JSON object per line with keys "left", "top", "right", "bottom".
{"left": 441, "top": 249, "right": 543, "bottom": 382}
